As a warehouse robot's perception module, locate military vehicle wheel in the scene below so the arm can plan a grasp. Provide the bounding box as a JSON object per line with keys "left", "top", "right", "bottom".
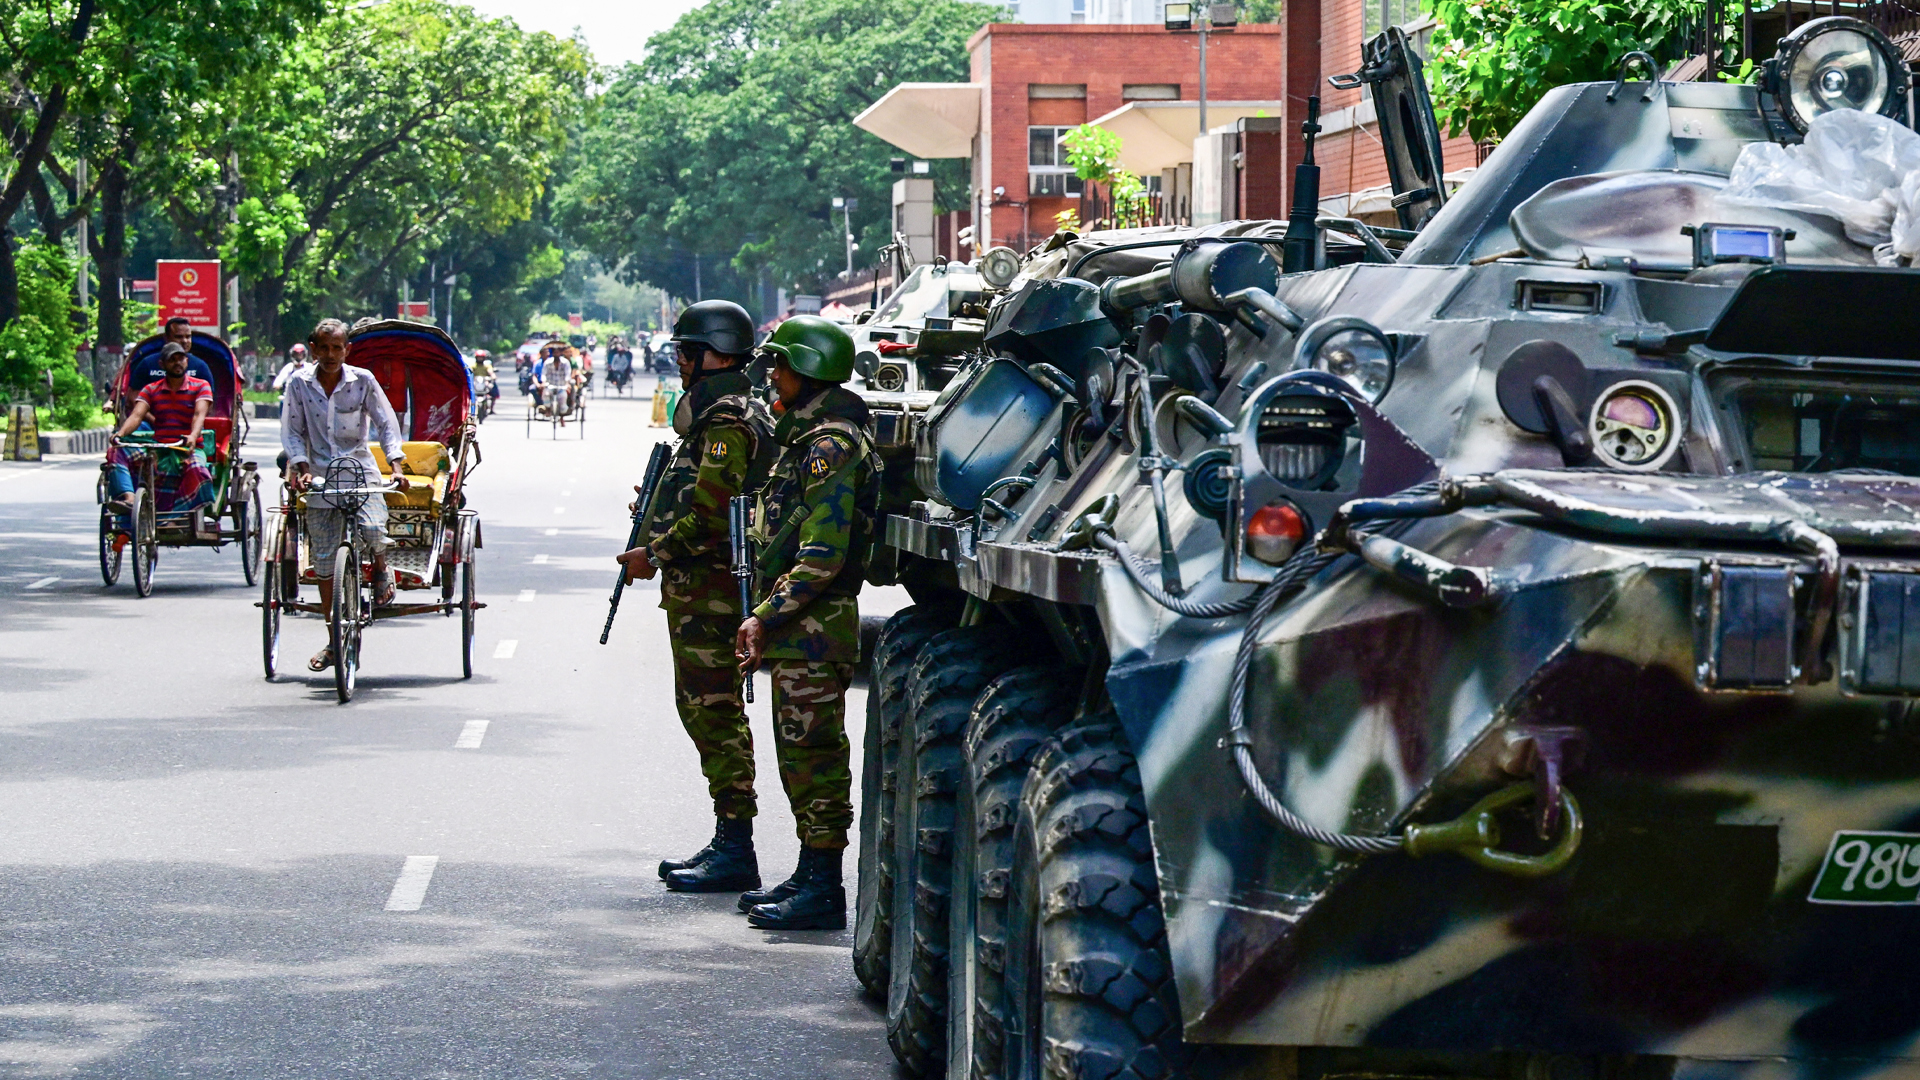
{"left": 888, "top": 625, "right": 1037, "bottom": 1075}
{"left": 855, "top": 604, "right": 960, "bottom": 998}
{"left": 1003, "top": 720, "right": 1192, "bottom": 1080}
{"left": 948, "top": 666, "right": 1077, "bottom": 1080}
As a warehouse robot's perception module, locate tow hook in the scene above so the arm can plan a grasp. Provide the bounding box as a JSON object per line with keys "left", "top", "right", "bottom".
{"left": 1498, "top": 725, "right": 1587, "bottom": 838}
{"left": 1402, "top": 782, "right": 1584, "bottom": 877}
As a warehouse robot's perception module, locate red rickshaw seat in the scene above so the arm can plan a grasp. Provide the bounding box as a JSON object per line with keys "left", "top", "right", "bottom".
{"left": 203, "top": 416, "right": 233, "bottom": 463}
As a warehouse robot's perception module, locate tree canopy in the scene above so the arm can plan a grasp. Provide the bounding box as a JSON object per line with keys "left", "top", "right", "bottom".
{"left": 1427, "top": 0, "right": 1701, "bottom": 141}
{"left": 556, "top": 0, "right": 1002, "bottom": 315}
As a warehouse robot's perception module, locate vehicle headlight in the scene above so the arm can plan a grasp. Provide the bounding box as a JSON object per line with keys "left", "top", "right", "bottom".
{"left": 1773, "top": 16, "right": 1909, "bottom": 134}
{"left": 979, "top": 246, "right": 1022, "bottom": 290}
{"left": 1292, "top": 316, "right": 1396, "bottom": 403}
{"left": 1588, "top": 379, "right": 1682, "bottom": 471}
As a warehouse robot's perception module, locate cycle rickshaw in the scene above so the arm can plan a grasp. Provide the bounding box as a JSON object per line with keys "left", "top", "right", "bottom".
{"left": 606, "top": 342, "right": 634, "bottom": 395}
{"left": 259, "top": 320, "right": 484, "bottom": 702}
{"left": 98, "top": 331, "right": 263, "bottom": 597}
{"left": 525, "top": 348, "right": 587, "bottom": 439}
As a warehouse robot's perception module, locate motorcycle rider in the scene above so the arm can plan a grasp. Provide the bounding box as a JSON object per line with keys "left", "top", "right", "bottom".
{"left": 615, "top": 300, "right": 776, "bottom": 894}
{"left": 733, "top": 315, "right": 880, "bottom": 931}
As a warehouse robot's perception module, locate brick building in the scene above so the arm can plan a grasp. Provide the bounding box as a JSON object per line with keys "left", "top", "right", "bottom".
{"left": 857, "top": 23, "right": 1284, "bottom": 254}
{"left": 854, "top": 9, "right": 1472, "bottom": 260}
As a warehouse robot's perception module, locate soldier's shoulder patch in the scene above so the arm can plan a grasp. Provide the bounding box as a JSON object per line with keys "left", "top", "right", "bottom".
{"left": 804, "top": 434, "right": 852, "bottom": 478}
{"left": 704, "top": 438, "right": 730, "bottom": 463}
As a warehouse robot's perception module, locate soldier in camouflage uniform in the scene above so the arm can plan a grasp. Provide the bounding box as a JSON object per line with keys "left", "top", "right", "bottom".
{"left": 734, "top": 315, "right": 880, "bottom": 931}
{"left": 617, "top": 300, "right": 774, "bottom": 894}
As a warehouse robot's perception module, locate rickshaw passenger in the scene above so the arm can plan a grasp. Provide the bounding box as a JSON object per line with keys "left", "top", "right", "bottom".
{"left": 283, "top": 318, "right": 409, "bottom": 671}
{"left": 104, "top": 342, "right": 215, "bottom": 516}
{"left": 543, "top": 348, "right": 575, "bottom": 423}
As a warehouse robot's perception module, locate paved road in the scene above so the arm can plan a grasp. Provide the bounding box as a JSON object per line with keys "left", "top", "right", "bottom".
{"left": 0, "top": 387, "right": 905, "bottom": 1078}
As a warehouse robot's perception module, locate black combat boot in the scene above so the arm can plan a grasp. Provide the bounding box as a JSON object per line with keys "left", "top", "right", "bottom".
{"left": 657, "top": 819, "right": 724, "bottom": 880}
{"left": 746, "top": 847, "right": 845, "bottom": 930}
{"left": 736, "top": 854, "right": 806, "bottom": 913}
{"left": 665, "top": 817, "right": 761, "bottom": 893}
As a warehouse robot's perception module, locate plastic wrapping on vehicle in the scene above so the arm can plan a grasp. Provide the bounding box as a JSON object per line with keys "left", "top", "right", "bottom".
{"left": 1719, "top": 108, "right": 1920, "bottom": 262}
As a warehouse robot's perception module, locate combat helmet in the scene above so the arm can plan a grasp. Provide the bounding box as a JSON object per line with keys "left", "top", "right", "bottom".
{"left": 671, "top": 300, "right": 755, "bottom": 356}
{"left": 762, "top": 315, "right": 854, "bottom": 382}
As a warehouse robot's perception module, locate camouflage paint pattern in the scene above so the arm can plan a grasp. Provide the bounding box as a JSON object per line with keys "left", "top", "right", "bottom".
{"left": 873, "top": 76, "right": 1920, "bottom": 1075}
{"left": 669, "top": 611, "right": 756, "bottom": 819}
{"left": 768, "top": 658, "right": 856, "bottom": 849}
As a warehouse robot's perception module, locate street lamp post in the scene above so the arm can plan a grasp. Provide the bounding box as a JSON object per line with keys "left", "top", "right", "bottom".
{"left": 832, "top": 196, "right": 860, "bottom": 277}
{"left": 1166, "top": 3, "right": 1236, "bottom": 141}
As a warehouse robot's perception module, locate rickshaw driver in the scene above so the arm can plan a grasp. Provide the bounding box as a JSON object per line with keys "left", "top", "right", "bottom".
{"left": 103, "top": 341, "right": 213, "bottom": 514}
{"left": 282, "top": 318, "right": 411, "bottom": 672}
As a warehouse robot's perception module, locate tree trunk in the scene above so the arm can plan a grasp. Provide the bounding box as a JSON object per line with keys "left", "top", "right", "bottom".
{"left": 0, "top": 230, "right": 17, "bottom": 327}
{"left": 92, "top": 161, "right": 128, "bottom": 353}
{"left": 243, "top": 276, "right": 286, "bottom": 356}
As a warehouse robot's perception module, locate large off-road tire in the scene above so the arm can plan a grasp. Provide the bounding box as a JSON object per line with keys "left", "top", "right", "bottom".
{"left": 888, "top": 625, "right": 1038, "bottom": 1075}
{"left": 950, "top": 666, "right": 1078, "bottom": 1080}
{"left": 1004, "top": 720, "right": 1193, "bottom": 1080}
{"left": 854, "top": 604, "right": 960, "bottom": 999}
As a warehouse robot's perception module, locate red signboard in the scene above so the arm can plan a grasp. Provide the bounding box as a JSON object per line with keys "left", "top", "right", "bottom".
{"left": 156, "top": 260, "right": 221, "bottom": 329}
{"left": 398, "top": 301, "right": 431, "bottom": 321}
{"left": 568, "top": 312, "right": 584, "bottom": 331}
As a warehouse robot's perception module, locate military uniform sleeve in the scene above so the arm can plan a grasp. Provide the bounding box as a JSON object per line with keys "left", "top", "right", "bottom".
{"left": 651, "top": 422, "right": 752, "bottom": 564}
{"left": 753, "top": 433, "right": 857, "bottom": 630}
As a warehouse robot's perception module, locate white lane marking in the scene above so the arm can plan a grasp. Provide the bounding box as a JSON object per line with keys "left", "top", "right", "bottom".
{"left": 532, "top": 554, "right": 549, "bottom": 564}
{"left": 493, "top": 639, "right": 518, "bottom": 658}
{"left": 544, "top": 528, "right": 558, "bottom": 536}
{"left": 516, "top": 589, "right": 536, "bottom": 602}
{"left": 454, "top": 720, "right": 489, "bottom": 749}
{"left": 0, "top": 466, "right": 58, "bottom": 484}
{"left": 553, "top": 507, "right": 566, "bottom": 515}
{"left": 24, "top": 577, "right": 58, "bottom": 590}
{"left": 384, "top": 856, "right": 439, "bottom": 911}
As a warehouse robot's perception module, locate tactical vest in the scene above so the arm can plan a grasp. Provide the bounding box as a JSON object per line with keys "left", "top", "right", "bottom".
{"left": 753, "top": 388, "right": 882, "bottom": 598}
{"left": 646, "top": 371, "right": 775, "bottom": 546}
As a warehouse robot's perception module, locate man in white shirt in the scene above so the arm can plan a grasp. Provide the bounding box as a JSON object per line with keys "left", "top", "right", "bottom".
{"left": 271, "top": 343, "right": 310, "bottom": 391}
{"left": 281, "top": 318, "right": 409, "bottom": 672}
{"left": 542, "top": 347, "right": 575, "bottom": 424}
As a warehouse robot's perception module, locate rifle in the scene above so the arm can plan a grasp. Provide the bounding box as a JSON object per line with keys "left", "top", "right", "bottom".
{"left": 729, "top": 494, "right": 757, "bottom": 703}
{"left": 600, "top": 441, "right": 674, "bottom": 644}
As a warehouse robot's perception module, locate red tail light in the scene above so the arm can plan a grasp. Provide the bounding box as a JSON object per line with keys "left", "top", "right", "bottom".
{"left": 1247, "top": 502, "right": 1306, "bottom": 565}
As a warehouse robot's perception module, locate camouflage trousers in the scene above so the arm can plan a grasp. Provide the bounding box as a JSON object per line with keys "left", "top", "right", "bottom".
{"left": 669, "top": 613, "right": 756, "bottom": 819}
{"left": 768, "top": 659, "right": 855, "bottom": 850}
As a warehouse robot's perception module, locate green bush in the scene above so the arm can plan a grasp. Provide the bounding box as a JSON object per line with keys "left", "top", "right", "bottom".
{"left": 0, "top": 240, "right": 97, "bottom": 429}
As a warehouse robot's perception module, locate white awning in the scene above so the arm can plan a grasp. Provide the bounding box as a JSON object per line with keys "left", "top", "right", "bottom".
{"left": 853, "top": 83, "right": 984, "bottom": 159}
{"left": 1088, "top": 100, "right": 1288, "bottom": 173}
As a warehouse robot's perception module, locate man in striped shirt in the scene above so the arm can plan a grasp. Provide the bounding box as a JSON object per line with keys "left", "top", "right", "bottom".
{"left": 105, "top": 342, "right": 214, "bottom": 515}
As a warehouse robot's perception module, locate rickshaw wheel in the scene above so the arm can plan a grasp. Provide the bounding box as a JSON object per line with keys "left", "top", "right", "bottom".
{"left": 460, "top": 543, "right": 476, "bottom": 679}
{"left": 332, "top": 544, "right": 361, "bottom": 704}
{"left": 98, "top": 504, "right": 123, "bottom": 586}
{"left": 262, "top": 562, "right": 280, "bottom": 679}
{"left": 239, "top": 483, "right": 264, "bottom": 586}
{"left": 131, "top": 491, "right": 156, "bottom": 598}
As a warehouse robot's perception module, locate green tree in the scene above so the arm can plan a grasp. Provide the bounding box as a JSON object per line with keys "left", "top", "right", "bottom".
{"left": 173, "top": 0, "right": 589, "bottom": 350}
{"left": 1, "top": 0, "right": 319, "bottom": 343}
{"left": 1427, "top": 0, "right": 1699, "bottom": 141}
{"left": 556, "top": 0, "right": 1002, "bottom": 312}
{"left": 0, "top": 239, "right": 91, "bottom": 426}
{"left": 1061, "top": 124, "right": 1149, "bottom": 230}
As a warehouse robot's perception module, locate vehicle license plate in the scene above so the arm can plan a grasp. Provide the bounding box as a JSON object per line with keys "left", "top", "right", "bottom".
{"left": 1808, "top": 831, "right": 1920, "bottom": 904}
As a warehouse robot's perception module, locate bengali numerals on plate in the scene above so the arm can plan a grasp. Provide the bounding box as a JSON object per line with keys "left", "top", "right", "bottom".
{"left": 1809, "top": 831, "right": 1920, "bottom": 905}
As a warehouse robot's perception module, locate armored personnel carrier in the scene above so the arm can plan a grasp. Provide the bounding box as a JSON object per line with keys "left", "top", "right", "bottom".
{"left": 853, "top": 18, "right": 1920, "bottom": 1080}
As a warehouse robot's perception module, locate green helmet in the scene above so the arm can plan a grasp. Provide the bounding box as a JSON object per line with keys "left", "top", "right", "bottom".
{"left": 762, "top": 315, "right": 854, "bottom": 382}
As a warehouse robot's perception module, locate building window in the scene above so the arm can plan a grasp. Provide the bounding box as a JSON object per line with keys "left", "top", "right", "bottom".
{"left": 1029, "top": 126, "right": 1085, "bottom": 197}
{"left": 1071, "top": 0, "right": 1086, "bottom": 20}
{"left": 1363, "top": 0, "right": 1426, "bottom": 37}
{"left": 1122, "top": 84, "right": 1181, "bottom": 100}
{"left": 1029, "top": 84, "right": 1088, "bottom": 99}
